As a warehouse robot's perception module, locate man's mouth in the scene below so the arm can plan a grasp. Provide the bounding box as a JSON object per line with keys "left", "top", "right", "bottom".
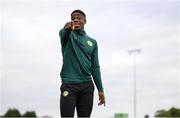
{"left": 74, "top": 23, "right": 80, "bottom": 26}
{"left": 74, "top": 24, "right": 81, "bottom": 29}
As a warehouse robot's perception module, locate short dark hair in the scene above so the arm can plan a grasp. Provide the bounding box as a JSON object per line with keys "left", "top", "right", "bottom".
{"left": 71, "top": 9, "right": 86, "bottom": 18}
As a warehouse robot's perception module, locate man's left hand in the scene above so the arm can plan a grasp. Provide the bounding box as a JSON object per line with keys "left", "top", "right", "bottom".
{"left": 98, "top": 91, "right": 105, "bottom": 106}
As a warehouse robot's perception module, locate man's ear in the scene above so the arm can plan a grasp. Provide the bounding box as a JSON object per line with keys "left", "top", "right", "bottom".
{"left": 84, "top": 19, "right": 87, "bottom": 24}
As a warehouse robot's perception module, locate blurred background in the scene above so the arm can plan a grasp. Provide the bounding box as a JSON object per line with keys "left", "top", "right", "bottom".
{"left": 0, "top": 0, "right": 180, "bottom": 117}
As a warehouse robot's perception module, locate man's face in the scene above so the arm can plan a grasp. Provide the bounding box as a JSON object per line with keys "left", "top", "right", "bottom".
{"left": 71, "top": 12, "right": 86, "bottom": 30}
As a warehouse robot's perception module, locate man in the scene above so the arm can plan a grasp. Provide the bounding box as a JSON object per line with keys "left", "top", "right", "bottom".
{"left": 59, "top": 9, "right": 105, "bottom": 117}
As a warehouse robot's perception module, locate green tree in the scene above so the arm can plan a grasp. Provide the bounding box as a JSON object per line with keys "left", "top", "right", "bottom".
{"left": 169, "top": 107, "right": 180, "bottom": 117}
{"left": 22, "top": 111, "right": 37, "bottom": 117}
{"left": 4, "top": 108, "right": 21, "bottom": 117}
{"left": 155, "top": 109, "right": 170, "bottom": 117}
{"left": 155, "top": 107, "right": 180, "bottom": 117}
{"left": 144, "top": 114, "right": 149, "bottom": 118}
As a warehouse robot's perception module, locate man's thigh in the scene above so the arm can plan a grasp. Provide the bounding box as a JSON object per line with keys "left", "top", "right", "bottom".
{"left": 76, "top": 81, "right": 94, "bottom": 117}
{"left": 60, "top": 84, "right": 78, "bottom": 117}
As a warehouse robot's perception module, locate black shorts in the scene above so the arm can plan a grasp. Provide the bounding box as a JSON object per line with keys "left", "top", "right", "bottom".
{"left": 60, "top": 80, "right": 95, "bottom": 117}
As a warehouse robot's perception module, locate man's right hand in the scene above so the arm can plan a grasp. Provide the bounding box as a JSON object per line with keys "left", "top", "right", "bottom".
{"left": 64, "top": 21, "right": 74, "bottom": 30}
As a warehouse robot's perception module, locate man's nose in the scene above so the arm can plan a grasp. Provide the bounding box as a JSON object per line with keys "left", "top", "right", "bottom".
{"left": 74, "top": 18, "right": 79, "bottom": 22}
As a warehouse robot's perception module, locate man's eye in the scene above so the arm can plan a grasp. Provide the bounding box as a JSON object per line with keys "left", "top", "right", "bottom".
{"left": 72, "top": 16, "right": 82, "bottom": 21}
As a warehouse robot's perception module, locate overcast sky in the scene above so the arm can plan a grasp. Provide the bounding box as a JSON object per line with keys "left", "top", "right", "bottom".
{"left": 0, "top": 0, "right": 180, "bottom": 117}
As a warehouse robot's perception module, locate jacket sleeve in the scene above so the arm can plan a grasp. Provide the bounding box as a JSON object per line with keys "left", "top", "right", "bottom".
{"left": 59, "top": 28, "right": 70, "bottom": 48}
{"left": 91, "top": 41, "right": 104, "bottom": 92}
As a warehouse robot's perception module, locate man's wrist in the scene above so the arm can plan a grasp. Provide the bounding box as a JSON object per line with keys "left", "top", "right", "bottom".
{"left": 98, "top": 90, "right": 104, "bottom": 93}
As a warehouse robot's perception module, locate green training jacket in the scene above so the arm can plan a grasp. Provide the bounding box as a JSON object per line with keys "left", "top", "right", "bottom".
{"left": 59, "top": 28, "right": 103, "bottom": 92}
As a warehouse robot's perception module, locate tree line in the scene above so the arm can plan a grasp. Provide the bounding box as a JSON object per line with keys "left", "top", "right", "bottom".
{"left": 144, "top": 107, "right": 180, "bottom": 118}
{"left": 154, "top": 107, "right": 180, "bottom": 117}
{"left": 1, "top": 107, "right": 180, "bottom": 117}
{"left": 0, "top": 108, "right": 36, "bottom": 117}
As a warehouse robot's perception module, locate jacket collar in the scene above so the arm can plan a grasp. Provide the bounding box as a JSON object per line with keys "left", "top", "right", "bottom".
{"left": 74, "top": 29, "right": 86, "bottom": 35}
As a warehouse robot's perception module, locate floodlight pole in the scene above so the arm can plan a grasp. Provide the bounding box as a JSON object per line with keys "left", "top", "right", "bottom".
{"left": 128, "top": 49, "right": 141, "bottom": 118}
